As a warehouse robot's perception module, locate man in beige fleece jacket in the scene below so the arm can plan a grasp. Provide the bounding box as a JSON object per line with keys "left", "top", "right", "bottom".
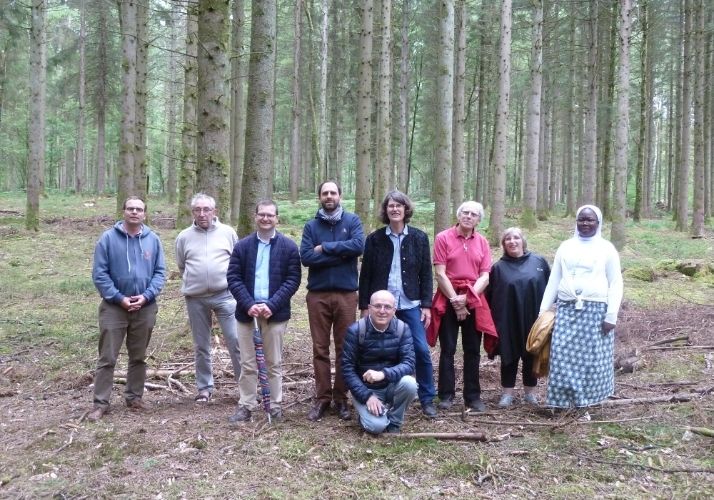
{"left": 176, "top": 193, "right": 241, "bottom": 402}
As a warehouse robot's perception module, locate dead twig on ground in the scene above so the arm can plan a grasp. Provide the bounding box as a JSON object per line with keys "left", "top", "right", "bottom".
{"left": 598, "top": 393, "right": 705, "bottom": 406}
{"left": 646, "top": 345, "right": 714, "bottom": 351}
{"left": 646, "top": 335, "right": 690, "bottom": 347}
{"left": 167, "top": 376, "right": 190, "bottom": 394}
{"left": 54, "top": 431, "right": 75, "bottom": 454}
{"left": 392, "top": 431, "right": 487, "bottom": 441}
{"left": 685, "top": 426, "right": 714, "bottom": 438}
{"left": 573, "top": 452, "right": 714, "bottom": 474}
{"left": 464, "top": 415, "right": 655, "bottom": 427}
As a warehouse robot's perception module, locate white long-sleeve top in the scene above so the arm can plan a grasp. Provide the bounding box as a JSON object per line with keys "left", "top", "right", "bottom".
{"left": 539, "top": 236, "right": 623, "bottom": 324}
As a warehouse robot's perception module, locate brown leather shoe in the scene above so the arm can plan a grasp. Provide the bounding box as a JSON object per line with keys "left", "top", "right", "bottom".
{"left": 126, "top": 398, "right": 150, "bottom": 411}
{"left": 87, "top": 406, "right": 107, "bottom": 422}
{"left": 307, "top": 401, "right": 330, "bottom": 421}
{"left": 334, "top": 401, "right": 352, "bottom": 421}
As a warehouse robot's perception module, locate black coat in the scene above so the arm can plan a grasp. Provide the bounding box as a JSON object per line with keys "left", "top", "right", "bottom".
{"left": 486, "top": 252, "right": 550, "bottom": 365}
{"left": 358, "top": 225, "right": 433, "bottom": 311}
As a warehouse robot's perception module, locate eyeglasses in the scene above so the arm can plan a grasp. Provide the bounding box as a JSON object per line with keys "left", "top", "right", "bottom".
{"left": 125, "top": 207, "right": 144, "bottom": 213}
{"left": 369, "top": 303, "right": 394, "bottom": 312}
{"left": 192, "top": 207, "right": 214, "bottom": 214}
{"left": 256, "top": 213, "right": 277, "bottom": 219}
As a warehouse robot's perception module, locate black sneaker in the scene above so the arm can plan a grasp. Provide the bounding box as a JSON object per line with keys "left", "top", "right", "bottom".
{"left": 465, "top": 399, "right": 486, "bottom": 412}
{"left": 385, "top": 423, "right": 401, "bottom": 434}
{"left": 437, "top": 396, "right": 454, "bottom": 410}
{"left": 269, "top": 407, "right": 283, "bottom": 422}
{"left": 421, "top": 403, "right": 438, "bottom": 418}
{"left": 228, "top": 406, "right": 252, "bottom": 423}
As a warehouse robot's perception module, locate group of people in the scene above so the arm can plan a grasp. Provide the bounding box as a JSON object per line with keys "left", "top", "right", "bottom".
{"left": 86, "top": 182, "right": 623, "bottom": 436}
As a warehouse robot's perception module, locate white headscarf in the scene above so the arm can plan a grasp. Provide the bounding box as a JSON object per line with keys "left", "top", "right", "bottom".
{"left": 575, "top": 205, "right": 603, "bottom": 241}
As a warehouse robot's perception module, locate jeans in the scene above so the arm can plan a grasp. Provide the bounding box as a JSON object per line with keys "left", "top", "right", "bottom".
{"left": 306, "top": 290, "right": 358, "bottom": 403}
{"left": 352, "top": 375, "right": 417, "bottom": 433}
{"left": 236, "top": 318, "right": 287, "bottom": 411}
{"left": 185, "top": 290, "right": 241, "bottom": 393}
{"left": 438, "top": 303, "right": 482, "bottom": 404}
{"left": 396, "top": 307, "right": 436, "bottom": 405}
{"left": 94, "top": 300, "right": 158, "bottom": 407}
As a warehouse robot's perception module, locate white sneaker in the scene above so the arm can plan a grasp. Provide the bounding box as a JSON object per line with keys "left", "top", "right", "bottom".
{"left": 498, "top": 394, "right": 515, "bottom": 408}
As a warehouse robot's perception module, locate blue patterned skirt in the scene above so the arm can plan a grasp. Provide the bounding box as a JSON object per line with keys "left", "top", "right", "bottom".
{"left": 546, "top": 300, "right": 613, "bottom": 408}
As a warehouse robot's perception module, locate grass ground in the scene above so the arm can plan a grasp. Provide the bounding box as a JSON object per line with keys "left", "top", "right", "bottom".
{"left": 0, "top": 192, "right": 713, "bottom": 499}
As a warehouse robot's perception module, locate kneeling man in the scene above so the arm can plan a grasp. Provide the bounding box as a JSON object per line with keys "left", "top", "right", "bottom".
{"left": 341, "top": 290, "right": 417, "bottom": 434}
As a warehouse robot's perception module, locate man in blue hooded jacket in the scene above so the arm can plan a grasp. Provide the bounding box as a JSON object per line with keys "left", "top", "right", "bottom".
{"left": 87, "top": 197, "right": 166, "bottom": 422}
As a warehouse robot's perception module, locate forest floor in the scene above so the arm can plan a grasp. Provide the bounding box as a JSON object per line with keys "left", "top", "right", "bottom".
{"left": 1, "top": 195, "right": 713, "bottom": 498}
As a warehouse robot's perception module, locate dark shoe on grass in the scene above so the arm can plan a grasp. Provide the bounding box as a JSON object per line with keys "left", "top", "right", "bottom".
{"left": 421, "top": 402, "right": 438, "bottom": 418}
{"left": 228, "top": 406, "right": 252, "bottom": 423}
{"left": 87, "top": 406, "right": 107, "bottom": 422}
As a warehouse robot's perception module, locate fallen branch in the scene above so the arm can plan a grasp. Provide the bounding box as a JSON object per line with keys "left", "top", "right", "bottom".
{"left": 646, "top": 346, "right": 714, "bottom": 351}
{"left": 115, "top": 369, "right": 184, "bottom": 379}
{"left": 167, "top": 376, "right": 190, "bottom": 394}
{"left": 466, "top": 415, "right": 655, "bottom": 427}
{"left": 573, "top": 452, "right": 714, "bottom": 475}
{"left": 392, "top": 431, "right": 487, "bottom": 442}
{"left": 647, "top": 335, "right": 690, "bottom": 347}
{"left": 685, "top": 426, "right": 714, "bottom": 438}
{"left": 597, "top": 393, "right": 703, "bottom": 406}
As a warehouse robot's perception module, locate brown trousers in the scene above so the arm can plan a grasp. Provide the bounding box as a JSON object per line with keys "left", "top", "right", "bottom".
{"left": 305, "top": 290, "right": 358, "bottom": 403}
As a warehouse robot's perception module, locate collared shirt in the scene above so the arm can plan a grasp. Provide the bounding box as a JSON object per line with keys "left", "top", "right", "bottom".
{"left": 433, "top": 225, "right": 492, "bottom": 282}
{"left": 386, "top": 225, "right": 421, "bottom": 311}
{"left": 254, "top": 230, "right": 275, "bottom": 302}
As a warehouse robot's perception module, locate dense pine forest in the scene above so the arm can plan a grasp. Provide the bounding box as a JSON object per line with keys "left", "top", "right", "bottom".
{"left": 1, "top": 0, "right": 712, "bottom": 241}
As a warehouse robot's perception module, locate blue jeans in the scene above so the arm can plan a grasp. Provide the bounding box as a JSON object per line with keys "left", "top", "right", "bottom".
{"left": 353, "top": 375, "right": 417, "bottom": 433}
{"left": 185, "top": 290, "right": 241, "bottom": 392}
{"left": 396, "top": 307, "right": 436, "bottom": 405}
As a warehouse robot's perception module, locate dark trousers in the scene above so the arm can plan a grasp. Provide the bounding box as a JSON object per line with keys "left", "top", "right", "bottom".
{"left": 306, "top": 290, "right": 358, "bottom": 403}
{"left": 437, "top": 303, "right": 482, "bottom": 404}
{"left": 500, "top": 352, "right": 537, "bottom": 388}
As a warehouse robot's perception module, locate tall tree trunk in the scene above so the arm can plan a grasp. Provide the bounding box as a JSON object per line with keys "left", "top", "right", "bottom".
{"left": 489, "top": 0, "right": 512, "bottom": 245}
{"left": 196, "top": 0, "right": 231, "bottom": 221}
{"left": 166, "top": 7, "right": 179, "bottom": 204}
{"left": 564, "top": 3, "right": 576, "bottom": 216}
{"left": 75, "top": 0, "right": 86, "bottom": 194}
{"left": 397, "top": 0, "right": 409, "bottom": 191}
{"left": 598, "top": 1, "right": 617, "bottom": 218}
{"left": 134, "top": 1, "right": 148, "bottom": 200}
{"left": 690, "top": 0, "right": 705, "bottom": 237}
{"left": 676, "top": 0, "right": 692, "bottom": 231}
{"left": 239, "top": 0, "right": 277, "bottom": 236}
{"left": 581, "top": 0, "right": 599, "bottom": 205}
{"left": 521, "top": 0, "right": 543, "bottom": 228}
{"left": 117, "top": 0, "right": 137, "bottom": 216}
{"left": 230, "top": 0, "right": 247, "bottom": 221}
{"left": 318, "top": 0, "right": 329, "bottom": 177}
{"left": 95, "top": 4, "right": 108, "bottom": 193}
{"left": 177, "top": 3, "right": 198, "bottom": 227}
{"left": 355, "top": 0, "right": 373, "bottom": 226}
{"left": 26, "top": 0, "right": 46, "bottom": 231}
{"left": 373, "top": 0, "right": 392, "bottom": 222}
{"left": 451, "top": 0, "right": 466, "bottom": 210}
{"left": 433, "top": 0, "right": 454, "bottom": 234}
{"left": 611, "top": 0, "right": 632, "bottom": 250}
{"left": 634, "top": 0, "right": 648, "bottom": 222}
{"left": 290, "top": 0, "right": 303, "bottom": 203}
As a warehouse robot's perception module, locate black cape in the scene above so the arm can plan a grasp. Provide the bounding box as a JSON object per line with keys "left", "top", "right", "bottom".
{"left": 486, "top": 251, "right": 551, "bottom": 365}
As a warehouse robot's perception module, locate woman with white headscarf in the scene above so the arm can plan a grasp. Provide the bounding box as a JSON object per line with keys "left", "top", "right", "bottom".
{"left": 539, "top": 205, "right": 623, "bottom": 408}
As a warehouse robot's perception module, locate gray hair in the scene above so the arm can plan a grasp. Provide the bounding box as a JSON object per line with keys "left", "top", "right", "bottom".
{"left": 190, "top": 193, "right": 216, "bottom": 209}
{"left": 456, "top": 201, "right": 485, "bottom": 219}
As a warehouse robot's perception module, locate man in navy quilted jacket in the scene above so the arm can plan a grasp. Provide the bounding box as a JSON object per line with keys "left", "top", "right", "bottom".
{"left": 341, "top": 290, "right": 417, "bottom": 434}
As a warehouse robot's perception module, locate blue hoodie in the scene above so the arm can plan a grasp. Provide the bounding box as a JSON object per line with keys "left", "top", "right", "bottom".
{"left": 92, "top": 221, "right": 166, "bottom": 304}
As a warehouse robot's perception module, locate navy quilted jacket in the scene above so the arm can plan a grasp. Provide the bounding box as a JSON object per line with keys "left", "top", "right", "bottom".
{"left": 226, "top": 231, "right": 301, "bottom": 323}
{"left": 341, "top": 317, "right": 415, "bottom": 404}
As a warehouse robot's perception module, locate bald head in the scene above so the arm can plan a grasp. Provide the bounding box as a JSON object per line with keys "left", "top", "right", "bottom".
{"left": 368, "top": 290, "right": 396, "bottom": 330}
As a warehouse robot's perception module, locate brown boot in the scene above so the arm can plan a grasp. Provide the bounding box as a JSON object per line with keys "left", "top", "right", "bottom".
{"left": 87, "top": 406, "right": 107, "bottom": 422}
{"left": 126, "top": 399, "right": 150, "bottom": 411}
